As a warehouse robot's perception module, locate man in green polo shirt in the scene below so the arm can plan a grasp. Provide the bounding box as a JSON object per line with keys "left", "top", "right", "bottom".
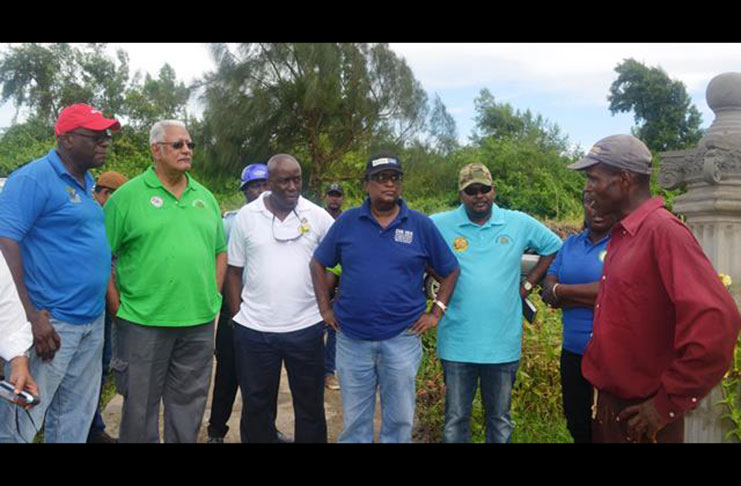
{"left": 104, "top": 120, "right": 227, "bottom": 443}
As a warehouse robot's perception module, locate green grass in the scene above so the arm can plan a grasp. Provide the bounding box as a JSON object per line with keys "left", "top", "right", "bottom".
{"left": 415, "top": 294, "right": 572, "bottom": 443}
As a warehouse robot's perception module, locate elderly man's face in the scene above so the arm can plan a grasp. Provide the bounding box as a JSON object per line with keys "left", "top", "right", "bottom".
{"left": 152, "top": 125, "right": 193, "bottom": 173}
{"left": 584, "top": 163, "right": 625, "bottom": 218}
{"left": 269, "top": 159, "right": 302, "bottom": 210}
{"left": 364, "top": 170, "right": 402, "bottom": 207}
{"left": 460, "top": 183, "right": 495, "bottom": 221}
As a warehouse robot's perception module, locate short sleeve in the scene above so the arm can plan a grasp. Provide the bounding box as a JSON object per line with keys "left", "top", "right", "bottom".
{"left": 313, "top": 215, "right": 341, "bottom": 268}
{"left": 422, "top": 216, "right": 459, "bottom": 278}
{"left": 227, "top": 210, "right": 248, "bottom": 268}
{"left": 547, "top": 236, "right": 571, "bottom": 277}
{"left": 104, "top": 193, "right": 125, "bottom": 255}
{"left": 214, "top": 207, "right": 227, "bottom": 255}
{"left": 523, "top": 213, "right": 562, "bottom": 256}
{"left": 0, "top": 174, "right": 47, "bottom": 242}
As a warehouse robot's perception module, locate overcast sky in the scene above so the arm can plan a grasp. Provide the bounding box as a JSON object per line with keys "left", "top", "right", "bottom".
{"left": 1, "top": 43, "right": 739, "bottom": 151}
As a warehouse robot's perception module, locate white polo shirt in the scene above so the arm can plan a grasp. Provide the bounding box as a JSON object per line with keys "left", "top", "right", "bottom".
{"left": 0, "top": 252, "right": 33, "bottom": 361}
{"left": 227, "top": 192, "right": 335, "bottom": 333}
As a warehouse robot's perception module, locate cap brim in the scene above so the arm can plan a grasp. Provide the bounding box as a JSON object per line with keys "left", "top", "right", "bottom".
{"left": 567, "top": 156, "right": 599, "bottom": 171}
{"left": 459, "top": 178, "right": 493, "bottom": 191}
{"left": 366, "top": 166, "right": 403, "bottom": 176}
{"left": 82, "top": 119, "right": 121, "bottom": 133}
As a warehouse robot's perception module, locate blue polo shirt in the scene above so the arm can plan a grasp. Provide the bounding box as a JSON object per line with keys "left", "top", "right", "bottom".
{"left": 430, "top": 204, "right": 562, "bottom": 364}
{"left": 546, "top": 230, "right": 609, "bottom": 355}
{"left": 0, "top": 149, "right": 111, "bottom": 324}
{"left": 313, "top": 198, "right": 458, "bottom": 341}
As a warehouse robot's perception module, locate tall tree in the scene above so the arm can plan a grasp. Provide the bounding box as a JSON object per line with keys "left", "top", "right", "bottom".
{"left": 199, "top": 43, "right": 428, "bottom": 195}
{"left": 124, "top": 64, "right": 191, "bottom": 131}
{"left": 472, "top": 88, "right": 570, "bottom": 154}
{"left": 608, "top": 58, "right": 703, "bottom": 152}
{"left": 428, "top": 93, "right": 458, "bottom": 155}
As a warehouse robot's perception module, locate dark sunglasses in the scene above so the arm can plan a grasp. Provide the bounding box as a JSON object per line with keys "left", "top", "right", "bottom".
{"left": 463, "top": 185, "right": 493, "bottom": 196}
{"left": 369, "top": 172, "right": 403, "bottom": 184}
{"left": 70, "top": 129, "right": 113, "bottom": 144}
{"left": 157, "top": 141, "right": 196, "bottom": 150}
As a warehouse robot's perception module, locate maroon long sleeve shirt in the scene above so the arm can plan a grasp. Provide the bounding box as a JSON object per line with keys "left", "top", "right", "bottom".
{"left": 582, "top": 197, "right": 740, "bottom": 423}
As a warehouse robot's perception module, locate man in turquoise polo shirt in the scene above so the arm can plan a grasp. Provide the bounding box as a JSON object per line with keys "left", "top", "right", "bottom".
{"left": 430, "top": 163, "right": 562, "bottom": 443}
{"left": 105, "top": 120, "right": 227, "bottom": 443}
{"left": 0, "top": 103, "right": 120, "bottom": 443}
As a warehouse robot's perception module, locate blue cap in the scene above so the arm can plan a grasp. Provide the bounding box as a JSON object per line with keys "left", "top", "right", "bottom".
{"left": 240, "top": 163, "right": 268, "bottom": 188}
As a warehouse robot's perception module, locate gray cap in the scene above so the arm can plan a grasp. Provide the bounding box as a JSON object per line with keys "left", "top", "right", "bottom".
{"left": 568, "top": 134, "right": 653, "bottom": 175}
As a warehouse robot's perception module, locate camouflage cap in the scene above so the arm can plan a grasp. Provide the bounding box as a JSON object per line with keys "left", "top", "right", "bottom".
{"left": 568, "top": 134, "right": 653, "bottom": 175}
{"left": 458, "top": 163, "right": 494, "bottom": 191}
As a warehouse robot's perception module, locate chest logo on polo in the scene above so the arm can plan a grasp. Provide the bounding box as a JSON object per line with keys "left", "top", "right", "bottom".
{"left": 453, "top": 236, "right": 468, "bottom": 252}
{"left": 498, "top": 235, "right": 512, "bottom": 245}
{"left": 150, "top": 196, "right": 164, "bottom": 209}
{"left": 599, "top": 250, "right": 607, "bottom": 262}
{"left": 192, "top": 199, "right": 206, "bottom": 209}
{"left": 394, "top": 229, "right": 414, "bottom": 244}
{"left": 65, "top": 187, "right": 81, "bottom": 204}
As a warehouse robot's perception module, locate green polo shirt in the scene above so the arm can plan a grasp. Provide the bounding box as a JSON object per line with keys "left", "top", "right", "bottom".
{"left": 104, "top": 167, "right": 226, "bottom": 327}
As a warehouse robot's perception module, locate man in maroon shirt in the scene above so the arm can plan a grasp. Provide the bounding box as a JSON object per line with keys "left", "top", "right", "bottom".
{"left": 568, "top": 134, "right": 740, "bottom": 443}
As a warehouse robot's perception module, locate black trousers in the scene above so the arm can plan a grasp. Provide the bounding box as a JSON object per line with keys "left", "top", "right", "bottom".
{"left": 233, "top": 321, "right": 327, "bottom": 443}
{"left": 560, "top": 348, "right": 593, "bottom": 443}
{"left": 206, "top": 300, "right": 241, "bottom": 439}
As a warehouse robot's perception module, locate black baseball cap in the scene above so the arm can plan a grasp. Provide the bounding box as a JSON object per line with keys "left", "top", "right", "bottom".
{"left": 365, "top": 153, "right": 403, "bottom": 177}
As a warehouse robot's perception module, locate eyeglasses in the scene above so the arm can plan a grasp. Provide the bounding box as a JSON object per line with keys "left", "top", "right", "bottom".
{"left": 69, "top": 130, "right": 112, "bottom": 144}
{"left": 369, "top": 173, "right": 403, "bottom": 184}
{"left": 157, "top": 141, "right": 196, "bottom": 150}
{"left": 463, "top": 185, "right": 493, "bottom": 196}
{"left": 272, "top": 209, "right": 309, "bottom": 242}
{"left": 94, "top": 186, "right": 116, "bottom": 194}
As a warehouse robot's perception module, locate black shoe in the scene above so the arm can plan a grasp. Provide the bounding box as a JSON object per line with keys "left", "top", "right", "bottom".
{"left": 88, "top": 431, "right": 118, "bottom": 444}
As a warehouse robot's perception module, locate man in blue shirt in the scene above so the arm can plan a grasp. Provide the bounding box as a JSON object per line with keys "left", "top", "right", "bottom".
{"left": 311, "top": 153, "right": 460, "bottom": 443}
{"left": 430, "top": 163, "right": 562, "bottom": 443}
{"left": 0, "top": 103, "right": 120, "bottom": 443}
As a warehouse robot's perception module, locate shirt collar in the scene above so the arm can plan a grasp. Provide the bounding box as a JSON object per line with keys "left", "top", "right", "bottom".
{"left": 252, "top": 192, "right": 310, "bottom": 216}
{"left": 456, "top": 202, "right": 504, "bottom": 228}
{"left": 616, "top": 197, "right": 664, "bottom": 236}
{"left": 47, "top": 149, "right": 94, "bottom": 191}
{"left": 580, "top": 228, "right": 610, "bottom": 247}
{"left": 142, "top": 166, "right": 194, "bottom": 192}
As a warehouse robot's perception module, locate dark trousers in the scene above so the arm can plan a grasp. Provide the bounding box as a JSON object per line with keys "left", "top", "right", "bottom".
{"left": 206, "top": 302, "right": 241, "bottom": 439}
{"left": 560, "top": 349, "right": 593, "bottom": 443}
{"left": 233, "top": 322, "right": 327, "bottom": 443}
{"left": 592, "top": 389, "right": 684, "bottom": 443}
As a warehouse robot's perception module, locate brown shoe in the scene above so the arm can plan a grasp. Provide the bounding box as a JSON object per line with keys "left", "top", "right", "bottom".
{"left": 324, "top": 374, "right": 340, "bottom": 390}
{"left": 88, "top": 431, "right": 118, "bottom": 444}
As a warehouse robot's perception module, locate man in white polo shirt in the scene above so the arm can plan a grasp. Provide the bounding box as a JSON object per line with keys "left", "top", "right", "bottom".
{"left": 225, "top": 154, "right": 335, "bottom": 443}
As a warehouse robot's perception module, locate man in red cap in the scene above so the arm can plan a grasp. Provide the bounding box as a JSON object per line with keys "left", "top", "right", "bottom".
{"left": 0, "top": 103, "right": 120, "bottom": 443}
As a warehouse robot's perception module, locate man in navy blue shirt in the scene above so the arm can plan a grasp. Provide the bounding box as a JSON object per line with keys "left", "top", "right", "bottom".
{"left": 0, "top": 103, "right": 120, "bottom": 443}
{"left": 311, "top": 152, "right": 460, "bottom": 443}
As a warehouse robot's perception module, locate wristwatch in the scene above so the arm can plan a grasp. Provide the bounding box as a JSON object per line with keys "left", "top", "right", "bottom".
{"left": 522, "top": 280, "right": 533, "bottom": 292}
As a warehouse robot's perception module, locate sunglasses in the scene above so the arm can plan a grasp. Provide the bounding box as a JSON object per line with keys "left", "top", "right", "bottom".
{"left": 369, "top": 173, "right": 403, "bottom": 184}
{"left": 463, "top": 185, "right": 493, "bottom": 196}
{"left": 70, "top": 130, "right": 113, "bottom": 144}
{"left": 157, "top": 141, "right": 196, "bottom": 150}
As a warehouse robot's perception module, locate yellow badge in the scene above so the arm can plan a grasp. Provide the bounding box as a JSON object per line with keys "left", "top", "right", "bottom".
{"left": 599, "top": 250, "right": 607, "bottom": 262}
{"left": 499, "top": 235, "right": 511, "bottom": 245}
{"left": 453, "top": 237, "right": 468, "bottom": 252}
{"left": 298, "top": 218, "right": 311, "bottom": 235}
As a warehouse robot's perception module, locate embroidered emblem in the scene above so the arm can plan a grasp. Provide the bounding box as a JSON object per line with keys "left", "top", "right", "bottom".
{"left": 65, "top": 187, "right": 81, "bottom": 204}
{"left": 599, "top": 250, "right": 607, "bottom": 262}
{"left": 394, "top": 229, "right": 414, "bottom": 244}
{"left": 298, "top": 218, "right": 311, "bottom": 235}
{"left": 193, "top": 199, "right": 206, "bottom": 209}
{"left": 453, "top": 237, "right": 468, "bottom": 252}
{"left": 499, "top": 235, "right": 511, "bottom": 245}
{"left": 150, "top": 196, "right": 164, "bottom": 208}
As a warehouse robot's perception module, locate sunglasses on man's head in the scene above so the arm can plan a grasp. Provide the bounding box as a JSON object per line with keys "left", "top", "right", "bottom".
{"left": 463, "top": 185, "right": 493, "bottom": 196}
{"left": 157, "top": 141, "right": 196, "bottom": 150}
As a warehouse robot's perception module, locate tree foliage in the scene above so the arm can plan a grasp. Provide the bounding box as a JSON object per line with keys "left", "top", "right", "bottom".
{"left": 199, "top": 43, "right": 428, "bottom": 196}
{"left": 608, "top": 58, "right": 703, "bottom": 152}
{"left": 428, "top": 93, "right": 458, "bottom": 156}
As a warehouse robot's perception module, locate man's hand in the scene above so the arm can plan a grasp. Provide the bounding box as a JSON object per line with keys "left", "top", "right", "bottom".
{"left": 409, "top": 312, "right": 440, "bottom": 336}
{"left": 321, "top": 307, "right": 339, "bottom": 332}
{"left": 8, "top": 356, "right": 39, "bottom": 410}
{"left": 540, "top": 281, "right": 559, "bottom": 307}
{"left": 30, "top": 309, "right": 60, "bottom": 362}
{"left": 617, "top": 397, "right": 669, "bottom": 443}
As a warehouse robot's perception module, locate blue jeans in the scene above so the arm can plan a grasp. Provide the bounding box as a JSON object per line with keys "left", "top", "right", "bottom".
{"left": 336, "top": 330, "right": 422, "bottom": 443}
{"left": 441, "top": 359, "right": 519, "bottom": 443}
{"left": 0, "top": 314, "right": 104, "bottom": 443}
{"left": 89, "top": 309, "right": 113, "bottom": 438}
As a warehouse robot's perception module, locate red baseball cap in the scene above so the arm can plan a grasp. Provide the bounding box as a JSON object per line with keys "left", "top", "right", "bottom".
{"left": 54, "top": 103, "right": 121, "bottom": 136}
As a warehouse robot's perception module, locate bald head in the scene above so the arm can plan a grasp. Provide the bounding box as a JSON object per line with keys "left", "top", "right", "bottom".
{"left": 267, "top": 154, "right": 302, "bottom": 212}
